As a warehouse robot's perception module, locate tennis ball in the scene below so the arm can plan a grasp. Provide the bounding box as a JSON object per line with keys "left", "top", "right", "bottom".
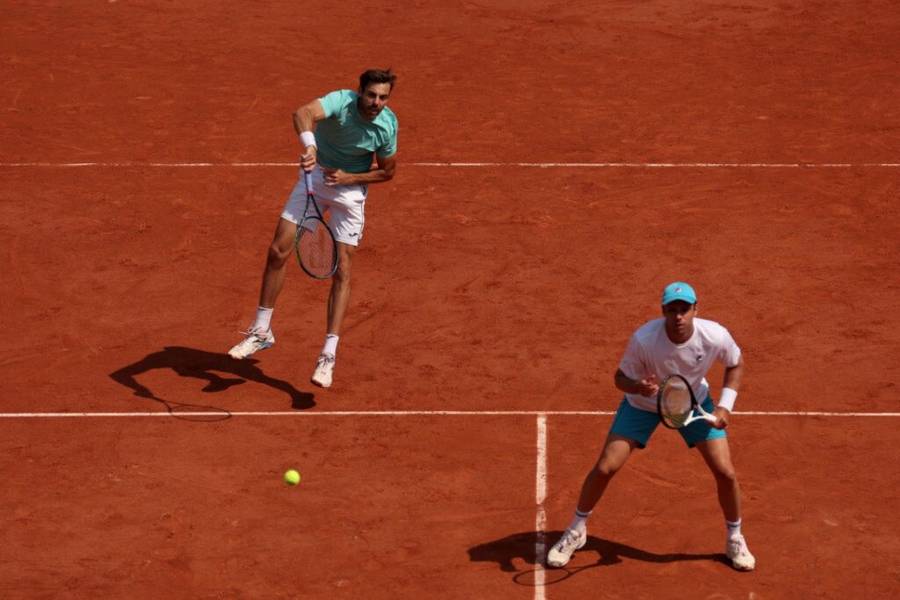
{"left": 283, "top": 469, "right": 301, "bottom": 486}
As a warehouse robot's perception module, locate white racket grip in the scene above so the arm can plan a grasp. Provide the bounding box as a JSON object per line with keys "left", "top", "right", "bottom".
{"left": 304, "top": 171, "right": 314, "bottom": 194}
{"left": 696, "top": 402, "right": 718, "bottom": 425}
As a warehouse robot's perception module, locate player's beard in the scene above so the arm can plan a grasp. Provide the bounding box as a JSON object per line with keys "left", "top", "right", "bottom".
{"left": 359, "top": 99, "right": 381, "bottom": 120}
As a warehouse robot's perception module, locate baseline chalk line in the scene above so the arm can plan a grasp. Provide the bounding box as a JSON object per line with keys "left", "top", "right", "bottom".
{"left": 0, "top": 410, "right": 897, "bottom": 418}
{"left": 1, "top": 161, "right": 899, "bottom": 169}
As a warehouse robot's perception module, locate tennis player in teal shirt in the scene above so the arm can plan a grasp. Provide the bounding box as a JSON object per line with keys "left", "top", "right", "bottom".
{"left": 229, "top": 69, "right": 398, "bottom": 390}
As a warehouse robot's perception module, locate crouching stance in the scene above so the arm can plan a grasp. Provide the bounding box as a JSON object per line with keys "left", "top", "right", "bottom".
{"left": 547, "top": 282, "right": 756, "bottom": 572}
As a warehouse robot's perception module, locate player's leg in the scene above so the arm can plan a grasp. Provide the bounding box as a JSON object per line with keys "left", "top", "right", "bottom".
{"left": 229, "top": 217, "right": 297, "bottom": 359}
{"left": 547, "top": 399, "right": 656, "bottom": 567}
{"left": 326, "top": 242, "right": 356, "bottom": 335}
{"left": 577, "top": 434, "right": 638, "bottom": 513}
{"left": 260, "top": 217, "right": 301, "bottom": 307}
{"left": 695, "top": 437, "right": 740, "bottom": 521}
{"left": 696, "top": 437, "right": 756, "bottom": 571}
{"left": 311, "top": 242, "right": 356, "bottom": 388}
{"left": 311, "top": 189, "right": 364, "bottom": 388}
{"left": 546, "top": 434, "right": 638, "bottom": 568}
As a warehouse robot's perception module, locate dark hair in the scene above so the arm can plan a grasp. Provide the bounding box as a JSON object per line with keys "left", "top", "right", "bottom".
{"left": 359, "top": 68, "right": 397, "bottom": 92}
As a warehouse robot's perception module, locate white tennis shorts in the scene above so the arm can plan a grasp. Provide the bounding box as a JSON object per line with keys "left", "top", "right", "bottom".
{"left": 280, "top": 167, "right": 368, "bottom": 246}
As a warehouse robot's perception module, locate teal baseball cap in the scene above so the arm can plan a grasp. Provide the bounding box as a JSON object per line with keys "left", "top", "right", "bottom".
{"left": 661, "top": 281, "right": 697, "bottom": 305}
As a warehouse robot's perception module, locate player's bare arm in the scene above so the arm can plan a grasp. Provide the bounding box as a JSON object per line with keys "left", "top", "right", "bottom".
{"left": 292, "top": 100, "right": 327, "bottom": 171}
{"left": 722, "top": 355, "right": 744, "bottom": 392}
{"left": 614, "top": 368, "right": 659, "bottom": 397}
{"left": 706, "top": 356, "right": 744, "bottom": 428}
{"left": 323, "top": 153, "right": 396, "bottom": 187}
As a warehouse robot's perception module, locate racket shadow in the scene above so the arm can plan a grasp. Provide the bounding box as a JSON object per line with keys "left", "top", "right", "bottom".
{"left": 109, "top": 346, "right": 316, "bottom": 418}
{"left": 469, "top": 530, "right": 728, "bottom": 585}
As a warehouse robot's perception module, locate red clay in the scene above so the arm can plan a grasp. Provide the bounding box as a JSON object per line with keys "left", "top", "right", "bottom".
{"left": 2, "top": 2, "right": 899, "bottom": 598}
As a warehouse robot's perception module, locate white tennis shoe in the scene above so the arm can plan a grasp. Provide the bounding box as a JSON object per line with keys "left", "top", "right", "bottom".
{"left": 546, "top": 528, "right": 586, "bottom": 568}
{"left": 726, "top": 534, "right": 756, "bottom": 571}
{"left": 228, "top": 328, "right": 275, "bottom": 359}
{"left": 311, "top": 353, "right": 335, "bottom": 388}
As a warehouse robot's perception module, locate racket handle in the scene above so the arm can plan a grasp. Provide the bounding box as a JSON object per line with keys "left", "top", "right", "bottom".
{"left": 304, "top": 170, "right": 314, "bottom": 194}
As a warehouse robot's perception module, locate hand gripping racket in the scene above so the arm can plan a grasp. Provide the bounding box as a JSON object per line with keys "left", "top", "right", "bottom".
{"left": 294, "top": 171, "right": 338, "bottom": 279}
{"left": 656, "top": 374, "right": 717, "bottom": 429}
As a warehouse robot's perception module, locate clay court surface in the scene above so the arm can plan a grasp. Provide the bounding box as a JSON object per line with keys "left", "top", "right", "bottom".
{"left": 2, "top": 2, "right": 899, "bottom": 598}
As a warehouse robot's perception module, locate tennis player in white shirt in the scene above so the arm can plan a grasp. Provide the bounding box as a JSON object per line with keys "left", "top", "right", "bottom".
{"left": 547, "top": 282, "right": 756, "bottom": 571}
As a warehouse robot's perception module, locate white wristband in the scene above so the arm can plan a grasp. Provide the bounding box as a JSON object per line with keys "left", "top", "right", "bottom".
{"left": 300, "top": 131, "right": 316, "bottom": 148}
{"left": 718, "top": 388, "right": 738, "bottom": 412}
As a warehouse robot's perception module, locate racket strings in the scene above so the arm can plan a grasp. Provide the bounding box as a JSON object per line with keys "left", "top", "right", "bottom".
{"left": 660, "top": 382, "right": 692, "bottom": 428}
{"left": 298, "top": 220, "right": 336, "bottom": 277}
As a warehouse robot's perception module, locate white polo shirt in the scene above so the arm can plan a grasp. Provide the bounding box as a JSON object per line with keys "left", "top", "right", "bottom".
{"left": 618, "top": 318, "right": 742, "bottom": 412}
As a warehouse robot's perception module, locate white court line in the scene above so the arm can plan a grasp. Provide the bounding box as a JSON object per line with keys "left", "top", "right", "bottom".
{"left": 0, "top": 162, "right": 301, "bottom": 167}
{"left": 1, "top": 161, "right": 900, "bottom": 168}
{"left": 534, "top": 414, "right": 548, "bottom": 600}
{"left": 413, "top": 162, "right": 900, "bottom": 168}
{"left": 0, "top": 410, "right": 898, "bottom": 418}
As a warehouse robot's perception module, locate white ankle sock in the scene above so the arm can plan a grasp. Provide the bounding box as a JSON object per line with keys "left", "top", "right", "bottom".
{"left": 252, "top": 307, "right": 273, "bottom": 332}
{"left": 726, "top": 518, "right": 742, "bottom": 539}
{"left": 322, "top": 334, "right": 339, "bottom": 357}
{"left": 569, "top": 509, "right": 591, "bottom": 533}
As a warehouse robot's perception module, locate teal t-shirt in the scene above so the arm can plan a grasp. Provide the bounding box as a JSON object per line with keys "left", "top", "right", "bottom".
{"left": 315, "top": 90, "right": 398, "bottom": 173}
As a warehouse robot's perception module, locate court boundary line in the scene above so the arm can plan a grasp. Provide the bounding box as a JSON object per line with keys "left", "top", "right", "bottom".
{"left": 534, "top": 415, "right": 548, "bottom": 599}
{"left": 0, "top": 410, "right": 898, "bottom": 418}
{"left": 2, "top": 161, "right": 900, "bottom": 168}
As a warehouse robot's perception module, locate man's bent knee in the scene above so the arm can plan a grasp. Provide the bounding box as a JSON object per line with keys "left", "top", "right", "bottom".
{"left": 333, "top": 245, "right": 355, "bottom": 282}
{"left": 713, "top": 465, "right": 737, "bottom": 483}
{"left": 593, "top": 435, "right": 635, "bottom": 478}
{"left": 333, "top": 261, "right": 352, "bottom": 283}
{"left": 706, "top": 454, "right": 737, "bottom": 483}
{"left": 594, "top": 460, "right": 622, "bottom": 479}
{"left": 266, "top": 242, "right": 292, "bottom": 267}
{"left": 594, "top": 451, "right": 630, "bottom": 478}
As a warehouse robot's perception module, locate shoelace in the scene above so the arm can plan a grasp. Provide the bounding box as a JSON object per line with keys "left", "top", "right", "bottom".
{"left": 558, "top": 530, "right": 582, "bottom": 551}
{"left": 728, "top": 538, "right": 748, "bottom": 556}
{"left": 239, "top": 328, "right": 269, "bottom": 340}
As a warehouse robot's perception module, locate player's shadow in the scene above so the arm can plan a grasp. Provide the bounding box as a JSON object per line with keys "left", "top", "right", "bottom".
{"left": 109, "top": 346, "right": 315, "bottom": 419}
{"left": 468, "top": 531, "right": 727, "bottom": 585}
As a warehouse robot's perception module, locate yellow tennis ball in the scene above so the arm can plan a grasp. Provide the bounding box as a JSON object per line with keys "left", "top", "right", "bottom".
{"left": 283, "top": 469, "right": 301, "bottom": 486}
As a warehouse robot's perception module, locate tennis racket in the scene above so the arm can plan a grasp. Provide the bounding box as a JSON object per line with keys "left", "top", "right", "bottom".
{"left": 656, "top": 374, "right": 717, "bottom": 429}
{"left": 294, "top": 171, "right": 338, "bottom": 279}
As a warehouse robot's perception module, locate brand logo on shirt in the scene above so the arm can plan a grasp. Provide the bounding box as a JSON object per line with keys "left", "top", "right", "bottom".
{"left": 696, "top": 353, "right": 704, "bottom": 363}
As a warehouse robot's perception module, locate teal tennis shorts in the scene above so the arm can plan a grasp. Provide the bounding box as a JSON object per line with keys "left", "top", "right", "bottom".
{"left": 610, "top": 397, "right": 726, "bottom": 448}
